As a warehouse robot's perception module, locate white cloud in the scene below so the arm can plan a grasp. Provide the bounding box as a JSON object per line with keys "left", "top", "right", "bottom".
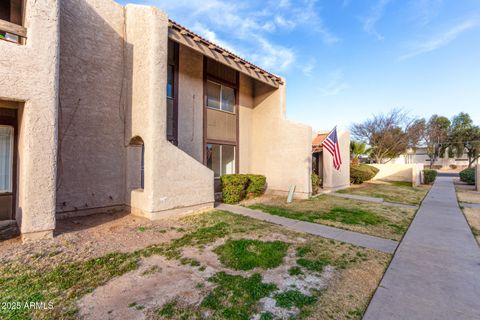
{"left": 148, "top": 0, "right": 339, "bottom": 72}
{"left": 319, "top": 69, "right": 350, "bottom": 96}
{"left": 301, "top": 58, "right": 316, "bottom": 76}
{"left": 362, "top": 0, "right": 393, "bottom": 41}
{"left": 400, "top": 17, "right": 480, "bottom": 60}
{"left": 409, "top": 0, "right": 443, "bottom": 26}
{"left": 250, "top": 37, "right": 295, "bottom": 70}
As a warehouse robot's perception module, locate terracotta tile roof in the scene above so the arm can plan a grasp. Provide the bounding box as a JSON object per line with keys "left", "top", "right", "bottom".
{"left": 312, "top": 133, "right": 328, "bottom": 153}
{"left": 168, "top": 19, "right": 283, "bottom": 85}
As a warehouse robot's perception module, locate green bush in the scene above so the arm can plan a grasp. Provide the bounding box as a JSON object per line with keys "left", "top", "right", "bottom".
{"left": 246, "top": 174, "right": 267, "bottom": 196}
{"left": 311, "top": 173, "right": 320, "bottom": 195}
{"left": 459, "top": 168, "right": 476, "bottom": 185}
{"left": 423, "top": 169, "right": 437, "bottom": 184}
{"left": 220, "top": 174, "right": 267, "bottom": 204}
{"left": 350, "top": 164, "right": 379, "bottom": 184}
{"left": 221, "top": 174, "right": 250, "bottom": 204}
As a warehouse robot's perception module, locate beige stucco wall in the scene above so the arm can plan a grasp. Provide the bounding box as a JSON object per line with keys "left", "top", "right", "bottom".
{"left": 0, "top": 0, "right": 59, "bottom": 240}
{"left": 322, "top": 130, "right": 350, "bottom": 190}
{"left": 239, "top": 74, "right": 254, "bottom": 174}
{"left": 125, "top": 5, "right": 214, "bottom": 219}
{"left": 177, "top": 45, "right": 204, "bottom": 162}
{"left": 249, "top": 81, "right": 312, "bottom": 198}
{"left": 369, "top": 163, "right": 423, "bottom": 186}
{"left": 57, "top": 0, "right": 127, "bottom": 215}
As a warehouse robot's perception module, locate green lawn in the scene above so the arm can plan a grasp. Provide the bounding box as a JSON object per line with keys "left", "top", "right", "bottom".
{"left": 337, "top": 181, "right": 430, "bottom": 205}
{"left": 248, "top": 194, "right": 417, "bottom": 240}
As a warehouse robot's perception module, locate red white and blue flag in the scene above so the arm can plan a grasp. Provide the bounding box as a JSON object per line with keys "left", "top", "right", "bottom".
{"left": 323, "top": 127, "right": 342, "bottom": 170}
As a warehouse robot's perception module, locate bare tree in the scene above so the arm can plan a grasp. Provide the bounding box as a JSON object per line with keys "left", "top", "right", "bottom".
{"left": 420, "top": 115, "right": 450, "bottom": 168}
{"left": 351, "top": 109, "right": 421, "bottom": 164}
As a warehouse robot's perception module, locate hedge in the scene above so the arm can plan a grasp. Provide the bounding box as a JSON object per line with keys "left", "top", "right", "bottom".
{"left": 311, "top": 173, "right": 320, "bottom": 195}
{"left": 459, "top": 168, "right": 476, "bottom": 185}
{"left": 246, "top": 174, "right": 267, "bottom": 196}
{"left": 350, "top": 164, "right": 379, "bottom": 184}
{"left": 220, "top": 174, "right": 267, "bottom": 204}
{"left": 423, "top": 169, "right": 437, "bottom": 184}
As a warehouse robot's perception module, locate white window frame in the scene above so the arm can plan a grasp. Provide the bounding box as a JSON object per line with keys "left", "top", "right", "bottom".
{"left": 0, "top": 125, "right": 14, "bottom": 194}
{"left": 206, "top": 80, "right": 235, "bottom": 114}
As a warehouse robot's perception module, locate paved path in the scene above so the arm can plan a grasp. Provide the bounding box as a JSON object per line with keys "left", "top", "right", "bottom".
{"left": 216, "top": 203, "right": 398, "bottom": 254}
{"left": 364, "top": 176, "right": 480, "bottom": 320}
{"left": 330, "top": 193, "right": 418, "bottom": 209}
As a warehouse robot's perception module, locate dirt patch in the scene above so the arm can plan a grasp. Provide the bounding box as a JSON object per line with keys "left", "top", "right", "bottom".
{"left": 77, "top": 255, "right": 211, "bottom": 320}
{"left": 0, "top": 211, "right": 189, "bottom": 269}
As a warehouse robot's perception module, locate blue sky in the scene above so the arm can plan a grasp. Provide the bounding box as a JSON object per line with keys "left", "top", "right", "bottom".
{"left": 119, "top": 0, "right": 480, "bottom": 131}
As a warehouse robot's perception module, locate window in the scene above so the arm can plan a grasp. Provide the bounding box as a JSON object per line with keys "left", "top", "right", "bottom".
{"left": 166, "top": 41, "right": 178, "bottom": 144}
{"left": 206, "top": 81, "right": 235, "bottom": 113}
{"left": 206, "top": 144, "right": 235, "bottom": 178}
{"left": 0, "top": 126, "right": 13, "bottom": 193}
{"left": 0, "top": 0, "right": 24, "bottom": 43}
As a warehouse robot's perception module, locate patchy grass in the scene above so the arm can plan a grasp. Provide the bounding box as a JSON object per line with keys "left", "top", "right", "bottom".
{"left": 201, "top": 272, "right": 277, "bottom": 318}
{"left": 274, "top": 290, "right": 317, "bottom": 309}
{"left": 214, "top": 239, "right": 289, "bottom": 270}
{"left": 248, "top": 195, "right": 416, "bottom": 240}
{"left": 337, "top": 181, "right": 430, "bottom": 205}
{"left": 0, "top": 210, "right": 390, "bottom": 320}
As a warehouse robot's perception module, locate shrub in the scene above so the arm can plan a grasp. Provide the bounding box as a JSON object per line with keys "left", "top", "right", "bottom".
{"left": 350, "top": 164, "right": 379, "bottom": 184}
{"left": 459, "top": 168, "right": 476, "bottom": 185}
{"left": 423, "top": 169, "right": 437, "bottom": 184}
{"left": 220, "top": 174, "right": 267, "bottom": 204}
{"left": 449, "top": 164, "right": 458, "bottom": 170}
{"left": 246, "top": 174, "right": 267, "bottom": 196}
{"left": 311, "top": 173, "right": 320, "bottom": 195}
{"left": 221, "top": 174, "right": 249, "bottom": 204}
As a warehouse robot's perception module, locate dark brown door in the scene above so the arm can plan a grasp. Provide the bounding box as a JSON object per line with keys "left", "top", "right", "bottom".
{"left": 0, "top": 108, "right": 17, "bottom": 221}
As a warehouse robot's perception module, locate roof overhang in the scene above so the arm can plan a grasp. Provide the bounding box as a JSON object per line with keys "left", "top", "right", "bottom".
{"left": 168, "top": 20, "right": 282, "bottom": 89}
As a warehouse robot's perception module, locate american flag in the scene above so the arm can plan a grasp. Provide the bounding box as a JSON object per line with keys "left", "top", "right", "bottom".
{"left": 323, "top": 127, "right": 342, "bottom": 170}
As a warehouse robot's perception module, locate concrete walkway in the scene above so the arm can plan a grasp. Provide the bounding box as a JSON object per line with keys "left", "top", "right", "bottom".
{"left": 364, "top": 176, "right": 480, "bottom": 320}
{"left": 216, "top": 203, "right": 398, "bottom": 254}
{"left": 330, "top": 193, "right": 418, "bottom": 209}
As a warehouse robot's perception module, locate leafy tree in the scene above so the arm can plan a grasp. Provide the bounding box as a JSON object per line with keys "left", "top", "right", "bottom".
{"left": 449, "top": 113, "right": 480, "bottom": 168}
{"left": 351, "top": 109, "right": 422, "bottom": 164}
{"left": 419, "top": 115, "right": 451, "bottom": 168}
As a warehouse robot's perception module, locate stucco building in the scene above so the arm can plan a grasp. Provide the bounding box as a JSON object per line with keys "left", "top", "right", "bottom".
{"left": 311, "top": 130, "right": 350, "bottom": 191}
{"left": 0, "top": 0, "right": 313, "bottom": 242}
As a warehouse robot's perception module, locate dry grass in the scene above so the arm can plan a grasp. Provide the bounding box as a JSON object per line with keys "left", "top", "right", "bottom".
{"left": 456, "top": 187, "right": 480, "bottom": 204}
{"left": 249, "top": 195, "right": 416, "bottom": 240}
{"left": 309, "top": 253, "right": 388, "bottom": 319}
{"left": 463, "top": 208, "right": 480, "bottom": 243}
{"left": 337, "top": 181, "right": 430, "bottom": 205}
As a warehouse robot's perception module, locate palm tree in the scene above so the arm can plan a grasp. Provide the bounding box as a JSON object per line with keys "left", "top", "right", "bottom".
{"left": 350, "top": 141, "right": 366, "bottom": 165}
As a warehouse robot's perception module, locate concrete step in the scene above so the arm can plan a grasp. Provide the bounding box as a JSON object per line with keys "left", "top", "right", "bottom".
{"left": 0, "top": 220, "right": 20, "bottom": 240}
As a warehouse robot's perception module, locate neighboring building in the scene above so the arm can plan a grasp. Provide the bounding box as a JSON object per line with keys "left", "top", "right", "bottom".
{"left": 312, "top": 130, "right": 350, "bottom": 191}
{"left": 391, "top": 147, "right": 476, "bottom": 169}
{"left": 0, "top": 0, "right": 312, "bottom": 241}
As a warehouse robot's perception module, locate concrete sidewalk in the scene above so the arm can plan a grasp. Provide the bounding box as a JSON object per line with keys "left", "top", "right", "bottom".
{"left": 216, "top": 203, "right": 398, "bottom": 254}
{"left": 364, "top": 176, "right": 480, "bottom": 320}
